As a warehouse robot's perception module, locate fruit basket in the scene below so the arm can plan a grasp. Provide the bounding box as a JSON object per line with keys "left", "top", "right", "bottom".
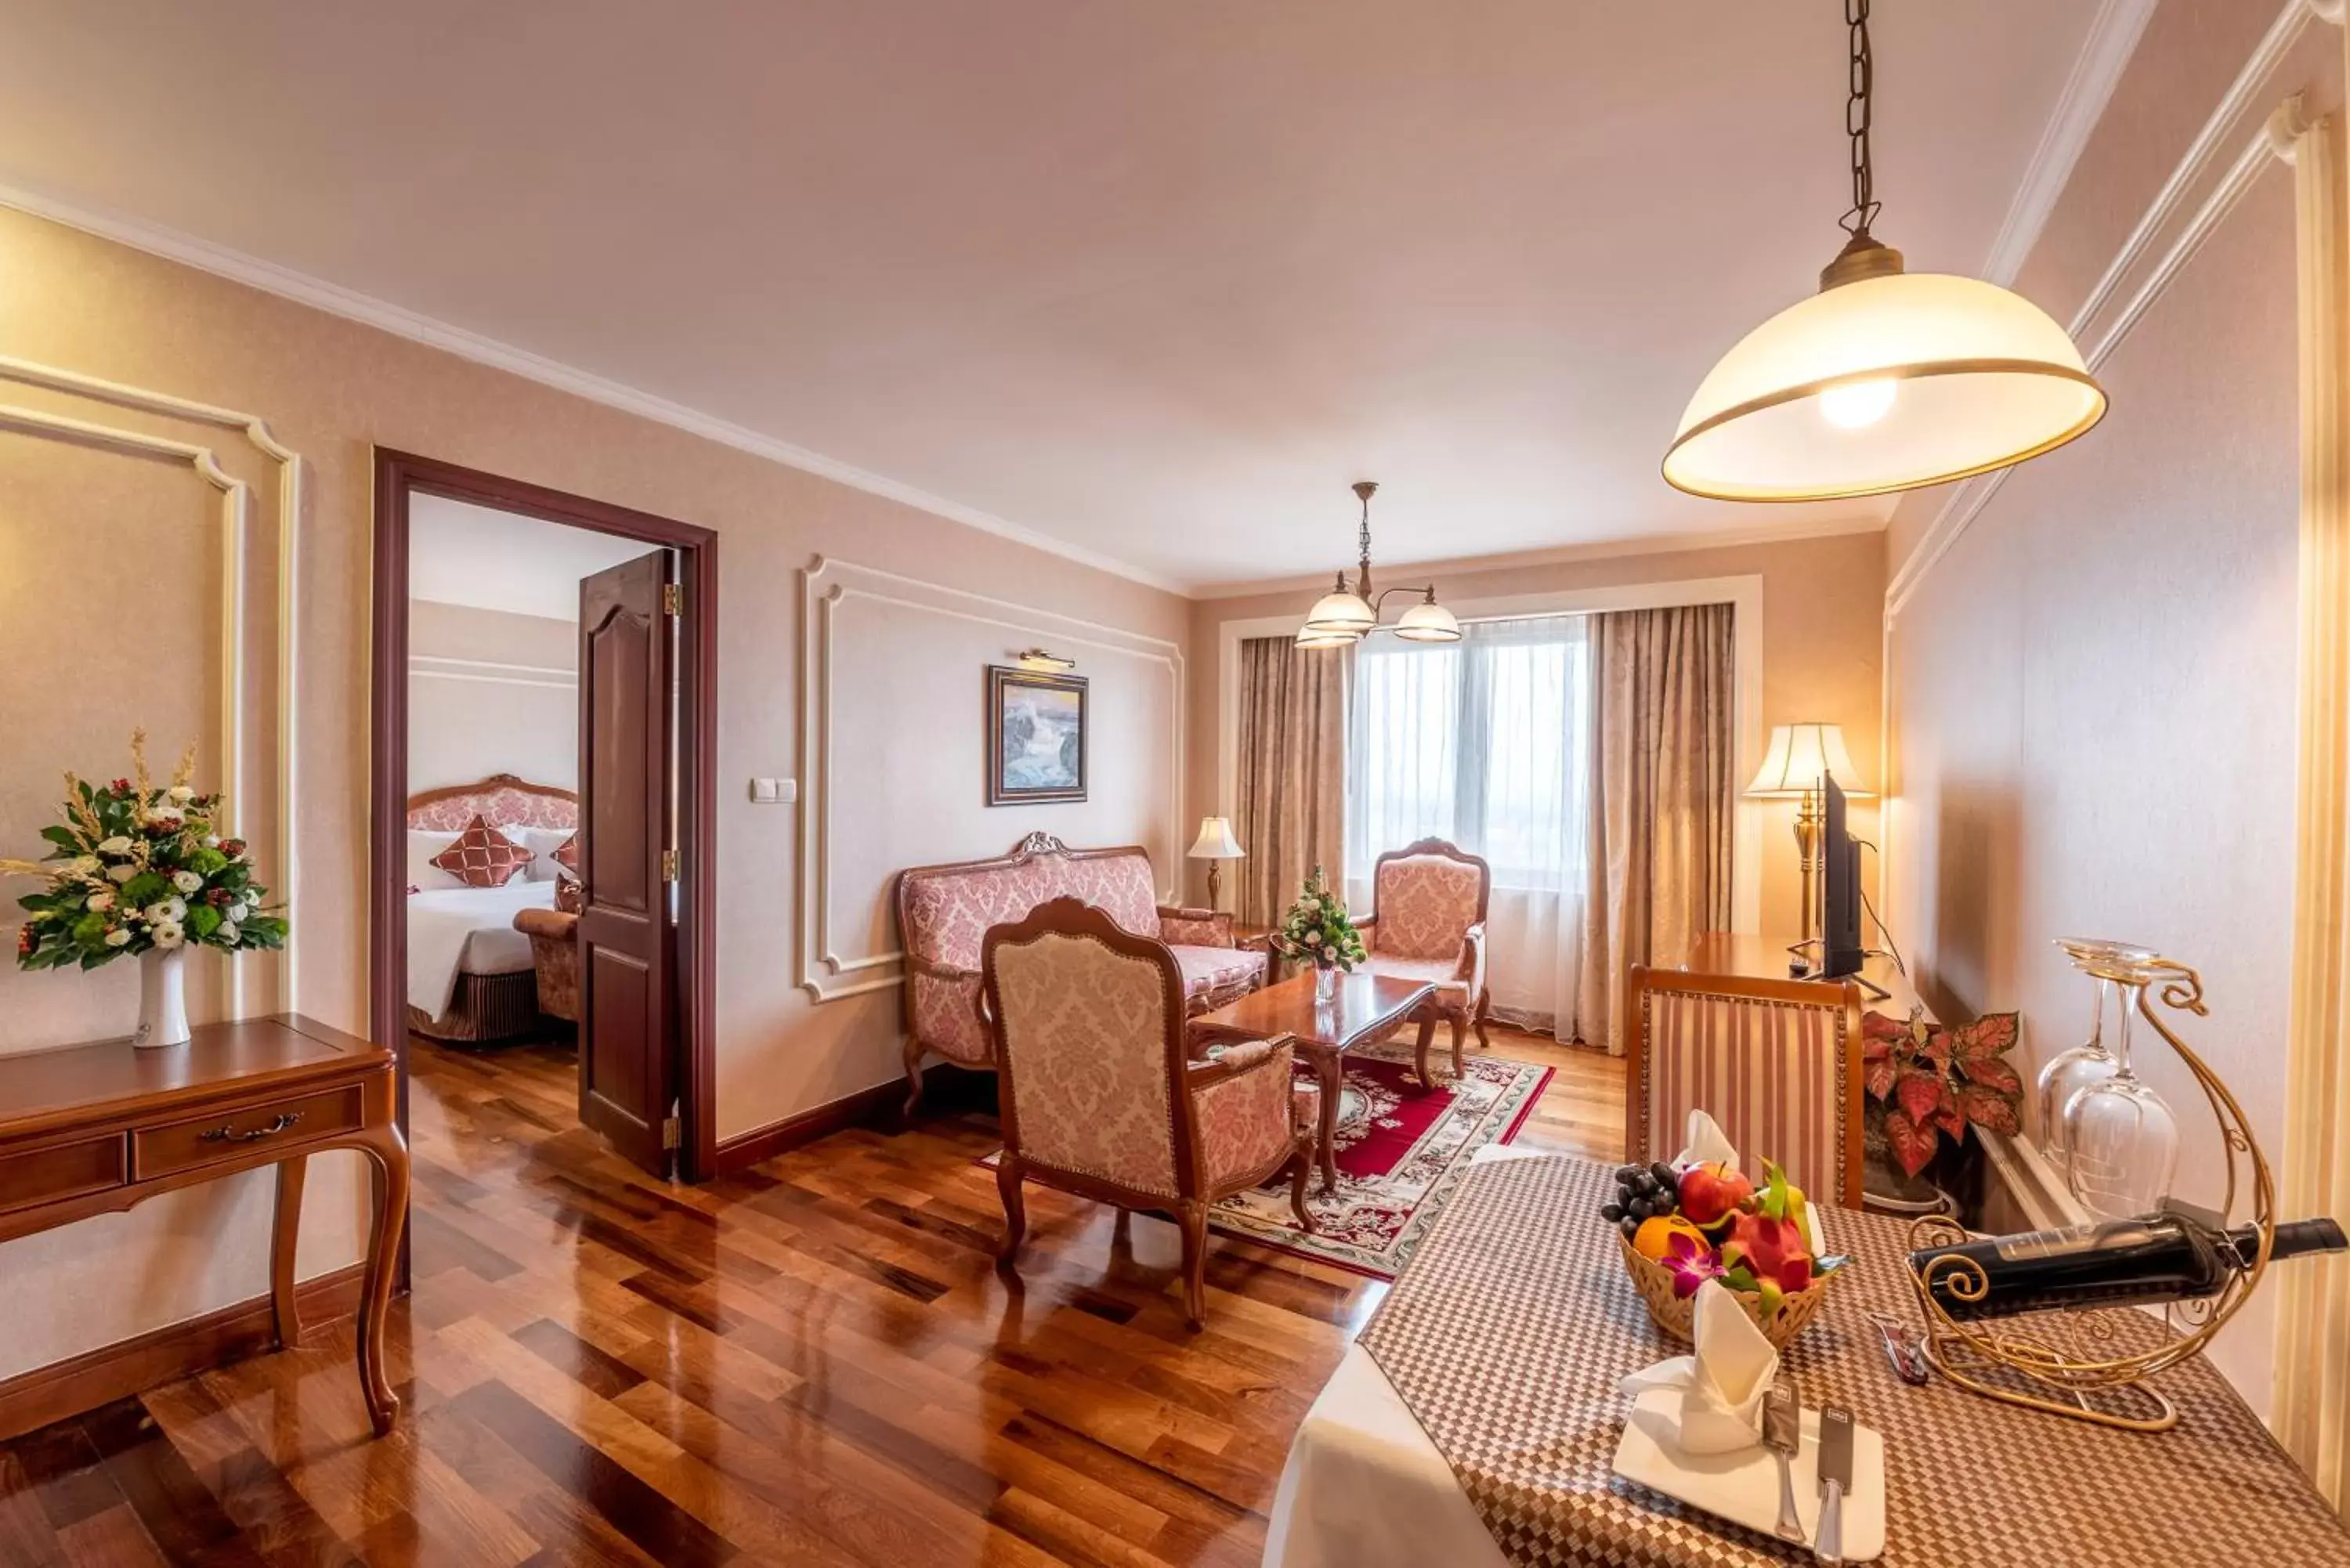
{"left": 1603, "top": 1157, "right": 1842, "bottom": 1350}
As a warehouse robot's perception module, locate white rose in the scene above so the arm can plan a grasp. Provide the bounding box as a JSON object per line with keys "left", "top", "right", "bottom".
{"left": 107, "top": 865, "right": 136, "bottom": 883}
{"left": 168, "top": 785, "right": 195, "bottom": 804}
{"left": 218, "top": 922, "right": 240, "bottom": 945}
{"left": 97, "top": 836, "right": 132, "bottom": 856}
{"left": 70, "top": 854, "right": 101, "bottom": 876}
{"left": 86, "top": 891, "right": 114, "bottom": 912}
{"left": 150, "top": 920, "right": 184, "bottom": 949}
{"left": 103, "top": 928, "right": 132, "bottom": 948}
{"left": 146, "top": 897, "right": 186, "bottom": 923}
{"left": 172, "top": 870, "right": 204, "bottom": 895}
{"left": 204, "top": 834, "right": 222, "bottom": 848}
{"left": 144, "top": 806, "right": 183, "bottom": 826}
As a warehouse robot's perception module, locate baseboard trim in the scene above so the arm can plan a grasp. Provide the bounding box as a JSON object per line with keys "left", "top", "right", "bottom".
{"left": 0, "top": 1263, "right": 367, "bottom": 1442}
{"left": 712, "top": 1063, "right": 992, "bottom": 1176}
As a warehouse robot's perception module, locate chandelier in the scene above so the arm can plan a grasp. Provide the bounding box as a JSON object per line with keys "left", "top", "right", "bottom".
{"left": 1295, "top": 481, "right": 1461, "bottom": 649}
{"left": 1661, "top": 0, "right": 2106, "bottom": 502}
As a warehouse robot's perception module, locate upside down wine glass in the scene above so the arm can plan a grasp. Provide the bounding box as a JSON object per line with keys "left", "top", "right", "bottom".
{"left": 2062, "top": 950, "right": 2182, "bottom": 1219}
{"left": 2036, "top": 939, "right": 2145, "bottom": 1172}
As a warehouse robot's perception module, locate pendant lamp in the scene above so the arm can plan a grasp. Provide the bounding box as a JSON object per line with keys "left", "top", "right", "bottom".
{"left": 1292, "top": 482, "right": 1462, "bottom": 648}
{"left": 1662, "top": 0, "right": 2106, "bottom": 503}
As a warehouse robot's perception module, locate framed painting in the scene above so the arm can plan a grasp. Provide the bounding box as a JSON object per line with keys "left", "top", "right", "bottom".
{"left": 986, "top": 666, "right": 1087, "bottom": 805}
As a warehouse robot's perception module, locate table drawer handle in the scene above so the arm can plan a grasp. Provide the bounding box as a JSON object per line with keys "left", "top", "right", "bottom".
{"left": 197, "top": 1111, "right": 304, "bottom": 1144}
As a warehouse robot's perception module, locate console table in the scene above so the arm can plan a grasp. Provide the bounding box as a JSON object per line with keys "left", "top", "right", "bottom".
{"left": 0, "top": 1014, "right": 409, "bottom": 1436}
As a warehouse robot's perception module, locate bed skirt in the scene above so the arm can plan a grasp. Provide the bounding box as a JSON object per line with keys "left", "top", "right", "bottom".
{"left": 408, "top": 969, "right": 542, "bottom": 1045}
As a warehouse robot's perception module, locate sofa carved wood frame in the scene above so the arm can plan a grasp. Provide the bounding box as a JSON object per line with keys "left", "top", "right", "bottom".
{"left": 982, "top": 898, "right": 1314, "bottom": 1328}
{"left": 1358, "top": 836, "right": 1495, "bottom": 1086}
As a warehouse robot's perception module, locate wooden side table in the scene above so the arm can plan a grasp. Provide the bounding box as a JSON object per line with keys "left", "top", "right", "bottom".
{"left": 0, "top": 1014, "right": 410, "bottom": 1436}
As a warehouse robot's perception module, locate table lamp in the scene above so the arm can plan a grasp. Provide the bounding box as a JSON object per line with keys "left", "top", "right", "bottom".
{"left": 1188, "top": 816, "right": 1246, "bottom": 912}
{"left": 1745, "top": 722, "right": 1871, "bottom": 947}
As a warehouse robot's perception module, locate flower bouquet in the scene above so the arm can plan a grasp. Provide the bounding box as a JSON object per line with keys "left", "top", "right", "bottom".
{"left": 1600, "top": 1128, "right": 1847, "bottom": 1349}
{"left": 1267, "top": 865, "right": 1367, "bottom": 1000}
{"left": 4, "top": 732, "right": 286, "bottom": 1047}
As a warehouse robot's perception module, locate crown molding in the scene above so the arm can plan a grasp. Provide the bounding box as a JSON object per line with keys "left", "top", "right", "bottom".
{"left": 0, "top": 178, "right": 1192, "bottom": 597}
{"left": 1189, "top": 511, "right": 1885, "bottom": 601}
{"left": 1980, "top": 0, "right": 2158, "bottom": 284}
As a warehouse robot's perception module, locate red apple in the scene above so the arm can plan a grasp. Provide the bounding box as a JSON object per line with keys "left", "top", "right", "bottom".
{"left": 1721, "top": 1210, "right": 1813, "bottom": 1293}
{"left": 1675, "top": 1162, "right": 1754, "bottom": 1227}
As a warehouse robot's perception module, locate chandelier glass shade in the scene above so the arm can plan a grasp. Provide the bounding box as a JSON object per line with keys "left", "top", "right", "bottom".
{"left": 1665, "top": 0, "right": 2105, "bottom": 503}
{"left": 1292, "top": 481, "right": 1461, "bottom": 647}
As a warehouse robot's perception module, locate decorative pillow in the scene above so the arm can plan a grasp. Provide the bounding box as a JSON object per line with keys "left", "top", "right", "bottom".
{"left": 554, "top": 833, "right": 580, "bottom": 874}
{"left": 428, "top": 815, "right": 535, "bottom": 889}
{"left": 513, "top": 826, "right": 577, "bottom": 882}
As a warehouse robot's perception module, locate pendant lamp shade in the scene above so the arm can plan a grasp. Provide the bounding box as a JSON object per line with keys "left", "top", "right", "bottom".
{"left": 1294, "top": 626, "right": 1358, "bottom": 649}
{"left": 1392, "top": 597, "right": 1462, "bottom": 643}
{"left": 1664, "top": 270, "right": 2106, "bottom": 502}
{"left": 1303, "top": 581, "right": 1377, "bottom": 634}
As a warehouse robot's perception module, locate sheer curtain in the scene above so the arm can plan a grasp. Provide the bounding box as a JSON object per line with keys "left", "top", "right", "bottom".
{"left": 1347, "top": 616, "right": 1593, "bottom": 1040}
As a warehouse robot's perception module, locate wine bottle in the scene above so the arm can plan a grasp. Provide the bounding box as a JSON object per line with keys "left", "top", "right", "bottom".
{"left": 1910, "top": 1213, "right": 2346, "bottom": 1321}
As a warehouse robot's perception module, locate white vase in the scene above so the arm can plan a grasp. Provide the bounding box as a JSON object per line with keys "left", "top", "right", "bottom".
{"left": 134, "top": 946, "right": 191, "bottom": 1049}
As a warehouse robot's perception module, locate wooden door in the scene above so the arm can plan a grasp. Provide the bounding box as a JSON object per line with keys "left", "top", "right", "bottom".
{"left": 577, "top": 551, "right": 678, "bottom": 1175}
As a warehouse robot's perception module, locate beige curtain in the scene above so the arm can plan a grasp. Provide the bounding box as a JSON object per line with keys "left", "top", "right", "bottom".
{"left": 1235, "top": 636, "right": 1347, "bottom": 926}
{"left": 1568, "top": 603, "right": 1734, "bottom": 1052}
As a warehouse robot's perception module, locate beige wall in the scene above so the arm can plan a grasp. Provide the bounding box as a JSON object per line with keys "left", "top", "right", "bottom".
{"left": 1883, "top": 4, "right": 2341, "bottom": 1417}
{"left": 1184, "top": 529, "right": 1887, "bottom": 938}
{"left": 408, "top": 599, "right": 578, "bottom": 793}
{"left": 0, "top": 206, "right": 1191, "bottom": 1379}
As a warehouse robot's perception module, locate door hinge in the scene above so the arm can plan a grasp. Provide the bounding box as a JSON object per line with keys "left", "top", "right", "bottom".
{"left": 662, "top": 582, "right": 683, "bottom": 616}
{"left": 661, "top": 847, "right": 681, "bottom": 883}
{"left": 661, "top": 1114, "right": 680, "bottom": 1151}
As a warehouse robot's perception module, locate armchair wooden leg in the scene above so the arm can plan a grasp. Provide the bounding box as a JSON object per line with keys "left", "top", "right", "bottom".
{"left": 1177, "top": 1201, "right": 1209, "bottom": 1328}
{"left": 902, "top": 1035, "right": 927, "bottom": 1119}
{"left": 1289, "top": 1150, "right": 1316, "bottom": 1235}
{"left": 996, "top": 1155, "right": 1027, "bottom": 1267}
{"left": 1448, "top": 1010, "right": 1467, "bottom": 1080}
{"left": 1474, "top": 988, "right": 1494, "bottom": 1051}
{"left": 1412, "top": 1008, "right": 1438, "bottom": 1092}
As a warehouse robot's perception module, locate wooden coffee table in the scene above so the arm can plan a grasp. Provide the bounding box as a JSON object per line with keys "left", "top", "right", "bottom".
{"left": 1191, "top": 970, "right": 1437, "bottom": 1193}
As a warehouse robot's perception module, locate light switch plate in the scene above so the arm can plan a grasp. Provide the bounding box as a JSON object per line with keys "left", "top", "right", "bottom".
{"left": 748, "top": 777, "right": 797, "bottom": 804}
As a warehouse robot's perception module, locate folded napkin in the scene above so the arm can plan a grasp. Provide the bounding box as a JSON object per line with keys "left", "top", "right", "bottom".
{"left": 1619, "top": 1280, "right": 1781, "bottom": 1454}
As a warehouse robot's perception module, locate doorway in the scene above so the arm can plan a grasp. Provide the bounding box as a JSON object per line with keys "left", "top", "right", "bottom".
{"left": 370, "top": 450, "right": 718, "bottom": 1185}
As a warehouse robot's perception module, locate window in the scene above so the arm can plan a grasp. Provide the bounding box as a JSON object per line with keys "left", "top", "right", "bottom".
{"left": 1346, "top": 613, "right": 1590, "bottom": 894}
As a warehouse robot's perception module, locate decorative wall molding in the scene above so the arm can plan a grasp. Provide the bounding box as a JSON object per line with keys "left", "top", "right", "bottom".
{"left": 0, "top": 183, "right": 1184, "bottom": 596}
{"left": 408, "top": 655, "right": 575, "bottom": 691}
{"left": 796, "top": 555, "right": 1187, "bottom": 1002}
{"left": 1979, "top": 0, "right": 2158, "bottom": 286}
{"left": 2273, "top": 100, "right": 2350, "bottom": 1512}
{"left": 0, "top": 356, "right": 304, "bottom": 1017}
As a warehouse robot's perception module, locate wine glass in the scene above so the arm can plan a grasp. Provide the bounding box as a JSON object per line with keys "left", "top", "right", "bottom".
{"left": 2063, "top": 950, "right": 2181, "bottom": 1219}
{"left": 2037, "top": 939, "right": 2153, "bottom": 1171}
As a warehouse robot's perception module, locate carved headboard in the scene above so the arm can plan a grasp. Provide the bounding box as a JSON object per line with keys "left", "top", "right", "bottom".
{"left": 406, "top": 773, "right": 579, "bottom": 832}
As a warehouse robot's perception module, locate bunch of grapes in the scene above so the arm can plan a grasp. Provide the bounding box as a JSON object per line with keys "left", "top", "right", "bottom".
{"left": 1600, "top": 1162, "right": 1683, "bottom": 1238}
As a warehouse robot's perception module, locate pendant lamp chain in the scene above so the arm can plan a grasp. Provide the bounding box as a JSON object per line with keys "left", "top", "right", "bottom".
{"left": 1840, "top": 0, "right": 1879, "bottom": 240}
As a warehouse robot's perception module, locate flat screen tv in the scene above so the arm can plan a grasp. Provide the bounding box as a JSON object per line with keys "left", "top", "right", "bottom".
{"left": 1821, "top": 773, "right": 1865, "bottom": 979}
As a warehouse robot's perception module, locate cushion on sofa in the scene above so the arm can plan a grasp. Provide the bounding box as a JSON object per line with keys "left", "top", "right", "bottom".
{"left": 1171, "top": 945, "right": 1261, "bottom": 1006}
{"left": 899, "top": 850, "right": 1161, "bottom": 970}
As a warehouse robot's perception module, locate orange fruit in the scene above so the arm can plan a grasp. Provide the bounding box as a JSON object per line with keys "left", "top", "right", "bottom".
{"left": 1632, "top": 1214, "right": 1707, "bottom": 1262}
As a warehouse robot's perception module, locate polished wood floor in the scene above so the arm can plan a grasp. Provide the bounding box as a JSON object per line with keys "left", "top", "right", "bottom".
{"left": 0, "top": 1024, "right": 1623, "bottom": 1567}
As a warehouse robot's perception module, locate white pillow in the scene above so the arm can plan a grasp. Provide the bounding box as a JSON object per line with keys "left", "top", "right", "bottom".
{"left": 512, "top": 826, "right": 577, "bottom": 883}
{"left": 406, "top": 829, "right": 465, "bottom": 891}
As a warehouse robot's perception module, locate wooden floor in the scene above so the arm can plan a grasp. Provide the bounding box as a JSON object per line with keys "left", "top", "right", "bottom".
{"left": 0, "top": 1024, "right": 1623, "bottom": 1567}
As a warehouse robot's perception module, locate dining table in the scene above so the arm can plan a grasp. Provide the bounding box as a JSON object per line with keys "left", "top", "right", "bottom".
{"left": 1264, "top": 1146, "right": 2350, "bottom": 1567}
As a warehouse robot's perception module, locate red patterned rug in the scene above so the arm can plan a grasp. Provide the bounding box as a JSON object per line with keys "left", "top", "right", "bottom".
{"left": 1206, "top": 1036, "right": 1551, "bottom": 1279}
{"left": 979, "top": 1035, "right": 1552, "bottom": 1281}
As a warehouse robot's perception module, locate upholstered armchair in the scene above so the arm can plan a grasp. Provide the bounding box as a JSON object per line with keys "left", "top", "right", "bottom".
{"left": 512, "top": 906, "right": 580, "bottom": 1024}
{"left": 1354, "top": 837, "right": 1491, "bottom": 1087}
{"left": 1623, "top": 963, "right": 1865, "bottom": 1207}
{"left": 983, "top": 896, "right": 1315, "bottom": 1328}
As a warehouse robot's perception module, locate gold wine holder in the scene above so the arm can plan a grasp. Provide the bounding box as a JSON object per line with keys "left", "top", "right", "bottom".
{"left": 1900, "top": 956, "right": 2275, "bottom": 1433}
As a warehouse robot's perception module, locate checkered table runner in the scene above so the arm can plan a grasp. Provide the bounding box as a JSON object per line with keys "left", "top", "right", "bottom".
{"left": 1357, "top": 1154, "right": 2350, "bottom": 1566}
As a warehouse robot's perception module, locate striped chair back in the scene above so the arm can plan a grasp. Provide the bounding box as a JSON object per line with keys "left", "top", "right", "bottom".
{"left": 1624, "top": 965, "right": 1864, "bottom": 1208}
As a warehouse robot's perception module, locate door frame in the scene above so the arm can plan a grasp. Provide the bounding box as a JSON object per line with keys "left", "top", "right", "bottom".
{"left": 369, "top": 449, "right": 719, "bottom": 1183}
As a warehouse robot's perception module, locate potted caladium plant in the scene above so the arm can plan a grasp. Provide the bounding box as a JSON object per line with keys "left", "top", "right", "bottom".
{"left": 1860, "top": 1005, "right": 2023, "bottom": 1210}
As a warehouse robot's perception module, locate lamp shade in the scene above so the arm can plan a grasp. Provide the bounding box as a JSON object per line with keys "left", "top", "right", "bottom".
{"left": 1294, "top": 626, "right": 1359, "bottom": 649}
{"left": 1188, "top": 815, "right": 1246, "bottom": 860}
{"left": 1391, "top": 598, "right": 1462, "bottom": 643}
{"left": 1664, "top": 271, "right": 2106, "bottom": 503}
{"left": 1747, "top": 721, "right": 1871, "bottom": 797}
{"left": 1303, "top": 586, "right": 1376, "bottom": 634}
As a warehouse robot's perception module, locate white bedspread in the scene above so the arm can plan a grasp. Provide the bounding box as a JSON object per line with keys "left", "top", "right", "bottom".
{"left": 407, "top": 880, "right": 555, "bottom": 1018}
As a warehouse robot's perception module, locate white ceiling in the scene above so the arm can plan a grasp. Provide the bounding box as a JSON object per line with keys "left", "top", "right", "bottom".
{"left": 0, "top": 1, "right": 2111, "bottom": 591}
{"left": 409, "top": 494, "right": 655, "bottom": 622}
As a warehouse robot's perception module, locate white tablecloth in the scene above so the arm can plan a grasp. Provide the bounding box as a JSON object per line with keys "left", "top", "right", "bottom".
{"left": 1262, "top": 1145, "right": 1540, "bottom": 1568}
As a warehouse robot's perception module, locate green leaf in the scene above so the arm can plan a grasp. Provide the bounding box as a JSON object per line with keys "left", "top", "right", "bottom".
{"left": 38, "top": 826, "right": 80, "bottom": 850}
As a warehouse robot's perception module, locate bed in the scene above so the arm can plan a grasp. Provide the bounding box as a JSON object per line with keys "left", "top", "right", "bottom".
{"left": 405, "top": 774, "right": 579, "bottom": 1044}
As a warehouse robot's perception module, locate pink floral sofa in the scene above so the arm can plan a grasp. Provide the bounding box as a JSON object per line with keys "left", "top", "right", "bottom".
{"left": 894, "top": 831, "right": 1267, "bottom": 1111}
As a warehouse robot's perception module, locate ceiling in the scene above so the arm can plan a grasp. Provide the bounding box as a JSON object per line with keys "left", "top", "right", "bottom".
{"left": 0, "top": 1, "right": 2109, "bottom": 591}
{"left": 410, "top": 494, "right": 654, "bottom": 622}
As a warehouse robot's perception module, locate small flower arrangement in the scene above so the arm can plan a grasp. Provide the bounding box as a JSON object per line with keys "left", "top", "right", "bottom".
{"left": 1267, "top": 865, "right": 1368, "bottom": 971}
{"left": 4, "top": 732, "right": 285, "bottom": 970}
